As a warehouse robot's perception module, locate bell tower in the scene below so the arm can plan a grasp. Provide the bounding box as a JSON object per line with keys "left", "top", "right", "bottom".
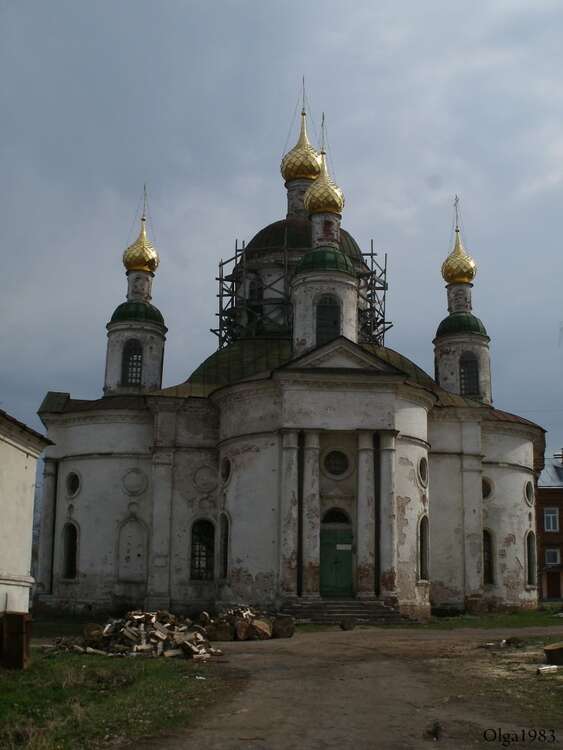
{"left": 104, "top": 194, "right": 167, "bottom": 395}
{"left": 433, "top": 198, "right": 491, "bottom": 404}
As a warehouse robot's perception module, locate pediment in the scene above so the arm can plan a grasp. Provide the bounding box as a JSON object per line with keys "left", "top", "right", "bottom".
{"left": 284, "top": 338, "right": 402, "bottom": 374}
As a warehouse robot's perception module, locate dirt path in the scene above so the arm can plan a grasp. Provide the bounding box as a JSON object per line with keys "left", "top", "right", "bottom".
{"left": 151, "top": 626, "right": 563, "bottom": 750}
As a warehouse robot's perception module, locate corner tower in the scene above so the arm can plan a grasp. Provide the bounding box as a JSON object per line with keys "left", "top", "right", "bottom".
{"left": 104, "top": 206, "right": 167, "bottom": 395}
{"left": 433, "top": 199, "right": 491, "bottom": 403}
{"left": 291, "top": 136, "right": 358, "bottom": 355}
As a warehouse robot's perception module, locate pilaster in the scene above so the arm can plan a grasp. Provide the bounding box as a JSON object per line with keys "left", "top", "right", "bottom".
{"left": 280, "top": 430, "right": 299, "bottom": 597}
{"left": 379, "top": 429, "right": 399, "bottom": 605}
{"left": 302, "top": 431, "right": 320, "bottom": 597}
{"left": 356, "top": 431, "right": 376, "bottom": 598}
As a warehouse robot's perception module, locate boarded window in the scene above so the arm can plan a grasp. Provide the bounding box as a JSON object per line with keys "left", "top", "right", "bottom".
{"left": 122, "top": 339, "right": 143, "bottom": 386}
{"left": 419, "top": 516, "right": 429, "bottom": 581}
{"left": 459, "top": 352, "right": 479, "bottom": 396}
{"left": 483, "top": 530, "right": 494, "bottom": 584}
{"left": 62, "top": 523, "right": 77, "bottom": 579}
{"left": 316, "top": 295, "right": 340, "bottom": 346}
{"left": 191, "top": 520, "right": 215, "bottom": 581}
{"left": 526, "top": 532, "right": 537, "bottom": 586}
{"left": 220, "top": 514, "right": 229, "bottom": 579}
{"left": 118, "top": 520, "right": 147, "bottom": 583}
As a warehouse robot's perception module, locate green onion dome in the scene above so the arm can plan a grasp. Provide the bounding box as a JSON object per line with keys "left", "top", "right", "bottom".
{"left": 295, "top": 246, "right": 357, "bottom": 277}
{"left": 110, "top": 301, "right": 165, "bottom": 326}
{"left": 436, "top": 312, "right": 487, "bottom": 338}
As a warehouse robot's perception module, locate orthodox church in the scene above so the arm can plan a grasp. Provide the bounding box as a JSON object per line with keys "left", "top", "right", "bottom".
{"left": 36, "top": 110, "right": 545, "bottom": 620}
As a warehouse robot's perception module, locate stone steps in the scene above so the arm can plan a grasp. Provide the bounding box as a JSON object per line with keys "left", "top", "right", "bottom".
{"left": 281, "top": 598, "right": 407, "bottom": 625}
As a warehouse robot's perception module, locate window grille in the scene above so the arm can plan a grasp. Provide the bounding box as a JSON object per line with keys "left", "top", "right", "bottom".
{"left": 316, "top": 295, "right": 341, "bottom": 346}
{"left": 191, "top": 520, "right": 215, "bottom": 580}
{"left": 483, "top": 530, "right": 494, "bottom": 584}
{"left": 459, "top": 352, "right": 480, "bottom": 396}
{"left": 122, "top": 339, "right": 143, "bottom": 386}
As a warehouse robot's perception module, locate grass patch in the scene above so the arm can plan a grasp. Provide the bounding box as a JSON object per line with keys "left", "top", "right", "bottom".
{"left": 0, "top": 651, "right": 233, "bottom": 750}
{"left": 419, "top": 608, "right": 563, "bottom": 630}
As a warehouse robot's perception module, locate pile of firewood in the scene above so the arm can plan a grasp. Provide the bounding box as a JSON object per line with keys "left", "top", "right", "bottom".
{"left": 43, "top": 607, "right": 295, "bottom": 660}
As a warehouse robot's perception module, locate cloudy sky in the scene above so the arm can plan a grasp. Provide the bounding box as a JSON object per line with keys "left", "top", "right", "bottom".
{"left": 2, "top": 0, "right": 563, "bottom": 457}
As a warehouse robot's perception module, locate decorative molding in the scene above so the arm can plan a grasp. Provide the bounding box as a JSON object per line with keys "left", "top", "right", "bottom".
{"left": 122, "top": 468, "right": 148, "bottom": 496}
{"left": 192, "top": 465, "right": 218, "bottom": 492}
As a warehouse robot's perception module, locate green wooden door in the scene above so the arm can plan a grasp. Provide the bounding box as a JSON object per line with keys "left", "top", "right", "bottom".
{"left": 320, "top": 527, "right": 354, "bottom": 596}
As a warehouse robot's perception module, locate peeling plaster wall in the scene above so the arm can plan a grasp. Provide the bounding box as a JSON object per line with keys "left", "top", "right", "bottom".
{"left": 319, "top": 431, "right": 357, "bottom": 521}
{"left": 395, "top": 424, "right": 431, "bottom": 619}
{"left": 481, "top": 426, "right": 537, "bottom": 609}
{"left": 104, "top": 322, "right": 166, "bottom": 395}
{"left": 52, "top": 453, "right": 153, "bottom": 612}
{"left": 220, "top": 433, "right": 280, "bottom": 605}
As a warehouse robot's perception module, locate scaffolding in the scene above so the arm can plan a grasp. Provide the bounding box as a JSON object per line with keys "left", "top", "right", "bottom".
{"left": 211, "top": 239, "right": 392, "bottom": 349}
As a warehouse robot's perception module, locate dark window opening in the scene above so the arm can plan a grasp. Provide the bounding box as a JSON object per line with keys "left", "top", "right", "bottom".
{"left": 459, "top": 352, "right": 479, "bottom": 396}
{"left": 419, "top": 516, "right": 429, "bottom": 580}
{"left": 63, "top": 523, "right": 78, "bottom": 579}
{"left": 122, "top": 339, "right": 143, "bottom": 386}
{"left": 316, "top": 294, "right": 340, "bottom": 346}
{"left": 191, "top": 520, "right": 215, "bottom": 581}
{"left": 483, "top": 530, "right": 494, "bottom": 584}
{"left": 220, "top": 514, "right": 229, "bottom": 579}
{"left": 526, "top": 532, "right": 537, "bottom": 586}
{"left": 324, "top": 450, "right": 349, "bottom": 476}
{"left": 322, "top": 508, "right": 350, "bottom": 525}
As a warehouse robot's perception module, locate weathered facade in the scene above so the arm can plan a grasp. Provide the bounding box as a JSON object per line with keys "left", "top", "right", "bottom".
{"left": 0, "top": 409, "right": 50, "bottom": 613}
{"left": 537, "top": 457, "right": 563, "bottom": 600}
{"left": 36, "top": 113, "right": 545, "bottom": 619}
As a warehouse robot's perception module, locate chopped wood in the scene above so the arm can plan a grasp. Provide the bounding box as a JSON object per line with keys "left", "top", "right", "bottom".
{"left": 544, "top": 642, "right": 563, "bottom": 665}
{"left": 163, "top": 649, "right": 183, "bottom": 658}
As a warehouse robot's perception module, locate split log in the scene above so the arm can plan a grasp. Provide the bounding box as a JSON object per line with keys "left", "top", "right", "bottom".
{"left": 163, "top": 649, "right": 183, "bottom": 658}
{"left": 272, "top": 615, "right": 295, "bottom": 639}
{"left": 206, "top": 622, "right": 235, "bottom": 642}
{"left": 250, "top": 619, "right": 272, "bottom": 640}
{"left": 235, "top": 619, "right": 252, "bottom": 641}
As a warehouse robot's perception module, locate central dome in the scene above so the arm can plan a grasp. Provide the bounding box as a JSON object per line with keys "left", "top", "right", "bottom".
{"left": 244, "top": 217, "right": 363, "bottom": 261}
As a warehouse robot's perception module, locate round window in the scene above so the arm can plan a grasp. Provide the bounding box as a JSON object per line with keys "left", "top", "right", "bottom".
{"left": 220, "top": 457, "right": 232, "bottom": 483}
{"left": 66, "top": 472, "right": 80, "bottom": 497}
{"left": 525, "top": 480, "right": 534, "bottom": 506}
{"left": 418, "top": 457, "right": 429, "bottom": 487}
{"left": 482, "top": 478, "right": 492, "bottom": 500}
{"left": 324, "top": 451, "right": 349, "bottom": 477}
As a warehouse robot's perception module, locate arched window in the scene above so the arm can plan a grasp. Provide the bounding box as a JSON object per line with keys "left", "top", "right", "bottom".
{"left": 122, "top": 339, "right": 143, "bottom": 386}
{"left": 62, "top": 523, "right": 78, "bottom": 579}
{"left": 418, "top": 516, "right": 429, "bottom": 581}
{"left": 191, "top": 520, "right": 215, "bottom": 581}
{"left": 526, "top": 531, "right": 537, "bottom": 586}
{"left": 316, "top": 294, "right": 341, "bottom": 346}
{"left": 220, "top": 514, "right": 229, "bottom": 579}
{"left": 459, "top": 352, "right": 479, "bottom": 396}
{"left": 322, "top": 508, "right": 351, "bottom": 525}
{"left": 483, "top": 530, "right": 494, "bottom": 585}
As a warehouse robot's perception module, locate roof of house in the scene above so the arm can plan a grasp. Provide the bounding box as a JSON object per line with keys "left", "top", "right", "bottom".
{"left": 539, "top": 458, "right": 563, "bottom": 488}
{"left": 0, "top": 408, "right": 51, "bottom": 446}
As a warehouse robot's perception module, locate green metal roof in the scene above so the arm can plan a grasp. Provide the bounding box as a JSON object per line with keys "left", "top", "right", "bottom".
{"left": 245, "top": 217, "right": 363, "bottom": 261}
{"left": 436, "top": 312, "right": 487, "bottom": 338}
{"left": 295, "top": 246, "right": 357, "bottom": 277}
{"left": 110, "top": 301, "right": 165, "bottom": 326}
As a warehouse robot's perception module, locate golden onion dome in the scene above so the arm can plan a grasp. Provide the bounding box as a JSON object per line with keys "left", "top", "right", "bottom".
{"left": 123, "top": 216, "right": 160, "bottom": 273}
{"left": 303, "top": 151, "right": 344, "bottom": 215}
{"left": 441, "top": 227, "right": 476, "bottom": 284}
{"left": 280, "top": 110, "right": 322, "bottom": 182}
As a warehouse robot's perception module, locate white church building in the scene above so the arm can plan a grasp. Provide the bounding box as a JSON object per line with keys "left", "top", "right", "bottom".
{"left": 36, "top": 111, "right": 545, "bottom": 620}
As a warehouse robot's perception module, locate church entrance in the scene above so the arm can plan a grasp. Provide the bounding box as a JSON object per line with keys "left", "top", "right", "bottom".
{"left": 320, "top": 508, "right": 354, "bottom": 597}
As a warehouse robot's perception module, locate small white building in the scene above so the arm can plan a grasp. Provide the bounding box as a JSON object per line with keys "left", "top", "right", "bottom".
{"left": 0, "top": 409, "right": 50, "bottom": 613}
{"left": 36, "top": 113, "right": 545, "bottom": 620}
